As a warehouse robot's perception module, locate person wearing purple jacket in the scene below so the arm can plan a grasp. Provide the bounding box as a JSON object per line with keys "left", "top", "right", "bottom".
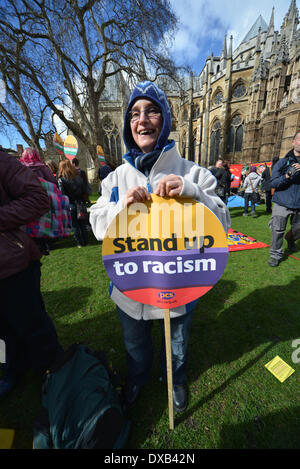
{"left": 0, "top": 150, "right": 63, "bottom": 399}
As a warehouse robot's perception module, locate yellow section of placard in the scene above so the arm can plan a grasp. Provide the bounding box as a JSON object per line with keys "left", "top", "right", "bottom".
{"left": 97, "top": 145, "right": 104, "bottom": 156}
{"left": 103, "top": 194, "right": 228, "bottom": 255}
{"left": 0, "top": 429, "right": 15, "bottom": 449}
{"left": 265, "top": 356, "right": 295, "bottom": 383}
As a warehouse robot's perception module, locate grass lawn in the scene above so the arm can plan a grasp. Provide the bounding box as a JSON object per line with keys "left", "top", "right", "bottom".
{"left": 1, "top": 197, "right": 300, "bottom": 449}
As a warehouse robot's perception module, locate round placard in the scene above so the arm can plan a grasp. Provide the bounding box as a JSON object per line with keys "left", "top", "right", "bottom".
{"left": 53, "top": 133, "right": 64, "bottom": 155}
{"left": 102, "top": 195, "right": 228, "bottom": 309}
{"left": 97, "top": 145, "right": 105, "bottom": 165}
{"left": 64, "top": 135, "right": 78, "bottom": 160}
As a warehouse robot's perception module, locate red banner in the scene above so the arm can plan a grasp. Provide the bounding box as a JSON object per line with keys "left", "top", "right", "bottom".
{"left": 229, "top": 162, "right": 272, "bottom": 187}
{"left": 230, "top": 164, "right": 243, "bottom": 188}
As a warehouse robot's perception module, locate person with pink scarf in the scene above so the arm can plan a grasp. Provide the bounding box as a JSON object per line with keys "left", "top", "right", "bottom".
{"left": 20, "top": 148, "right": 58, "bottom": 186}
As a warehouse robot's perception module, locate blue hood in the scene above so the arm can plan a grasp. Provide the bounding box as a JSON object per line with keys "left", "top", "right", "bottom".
{"left": 123, "top": 81, "right": 172, "bottom": 156}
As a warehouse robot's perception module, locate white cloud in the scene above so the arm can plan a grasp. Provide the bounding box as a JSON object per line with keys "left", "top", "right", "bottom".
{"left": 169, "top": 0, "right": 297, "bottom": 72}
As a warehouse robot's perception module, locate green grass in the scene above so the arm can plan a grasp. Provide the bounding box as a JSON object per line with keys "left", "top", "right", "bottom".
{"left": 1, "top": 199, "right": 300, "bottom": 449}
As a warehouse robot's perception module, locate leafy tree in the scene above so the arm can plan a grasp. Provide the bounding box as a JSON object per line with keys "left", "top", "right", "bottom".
{"left": 0, "top": 0, "right": 179, "bottom": 165}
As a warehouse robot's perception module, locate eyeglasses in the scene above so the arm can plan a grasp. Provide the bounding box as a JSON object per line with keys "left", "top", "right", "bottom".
{"left": 129, "top": 107, "right": 161, "bottom": 123}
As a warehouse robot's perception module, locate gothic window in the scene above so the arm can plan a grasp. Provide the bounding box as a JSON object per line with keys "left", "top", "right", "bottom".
{"left": 232, "top": 83, "right": 247, "bottom": 98}
{"left": 170, "top": 103, "right": 178, "bottom": 131}
{"left": 190, "top": 130, "right": 197, "bottom": 162}
{"left": 209, "top": 120, "right": 221, "bottom": 165}
{"left": 102, "top": 116, "right": 122, "bottom": 165}
{"left": 182, "top": 108, "right": 188, "bottom": 121}
{"left": 227, "top": 115, "right": 243, "bottom": 153}
{"left": 213, "top": 90, "right": 223, "bottom": 106}
{"left": 192, "top": 104, "right": 200, "bottom": 119}
{"left": 284, "top": 75, "right": 291, "bottom": 94}
{"left": 235, "top": 125, "right": 243, "bottom": 152}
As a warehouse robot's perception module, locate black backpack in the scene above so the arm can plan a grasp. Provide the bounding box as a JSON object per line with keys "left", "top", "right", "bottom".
{"left": 33, "top": 344, "right": 131, "bottom": 449}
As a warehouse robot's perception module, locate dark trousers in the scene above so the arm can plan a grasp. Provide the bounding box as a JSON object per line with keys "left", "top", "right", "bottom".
{"left": 70, "top": 203, "right": 89, "bottom": 246}
{"left": 265, "top": 190, "right": 272, "bottom": 212}
{"left": 0, "top": 261, "right": 62, "bottom": 382}
{"left": 244, "top": 193, "right": 256, "bottom": 214}
{"left": 117, "top": 307, "right": 194, "bottom": 386}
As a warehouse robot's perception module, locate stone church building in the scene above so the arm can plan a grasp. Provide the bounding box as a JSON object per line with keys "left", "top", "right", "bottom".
{"left": 167, "top": 0, "right": 300, "bottom": 167}
{"left": 49, "top": 0, "right": 300, "bottom": 177}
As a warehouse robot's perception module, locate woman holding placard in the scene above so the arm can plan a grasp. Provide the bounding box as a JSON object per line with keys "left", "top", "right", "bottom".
{"left": 90, "top": 81, "right": 230, "bottom": 412}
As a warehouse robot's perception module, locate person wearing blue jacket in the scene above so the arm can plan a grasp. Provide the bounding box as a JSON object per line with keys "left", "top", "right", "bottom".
{"left": 90, "top": 81, "right": 230, "bottom": 412}
{"left": 268, "top": 130, "right": 300, "bottom": 266}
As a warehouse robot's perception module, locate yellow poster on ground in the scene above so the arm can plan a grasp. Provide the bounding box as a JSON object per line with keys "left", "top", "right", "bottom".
{"left": 265, "top": 356, "right": 295, "bottom": 383}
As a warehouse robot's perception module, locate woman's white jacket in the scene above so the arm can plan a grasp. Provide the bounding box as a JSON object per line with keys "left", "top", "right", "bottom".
{"left": 90, "top": 141, "right": 230, "bottom": 320}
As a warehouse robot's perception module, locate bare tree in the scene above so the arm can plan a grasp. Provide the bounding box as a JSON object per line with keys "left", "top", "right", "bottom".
{"left": 0, "top": 0, "right": 179, "bottom": 164}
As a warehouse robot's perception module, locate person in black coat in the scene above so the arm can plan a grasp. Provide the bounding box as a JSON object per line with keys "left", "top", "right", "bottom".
{"left": 268, "top": 132, "right": 300, "bottom": 267}
{"left": 209, "top": 159, "right": 227, "bottom": 203}
{"left": 57, "top": 160, "right": 89, "bottom": 248}
{"left": 98, "top": 162, "right": 113, "bottom": 195}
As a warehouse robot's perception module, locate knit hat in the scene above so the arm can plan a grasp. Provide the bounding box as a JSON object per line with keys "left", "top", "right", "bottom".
{"left": 123, "top": 81, "right": 172, "bottom": 155}
{"left": 20, "top": 147, "right": 43, "bottom": 166}
{"left": 249, "top": 166, "right": 257, "bottom": 173}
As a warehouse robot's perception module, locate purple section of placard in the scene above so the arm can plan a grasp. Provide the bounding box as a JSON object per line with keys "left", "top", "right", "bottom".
{"left": 103, "top": 247, "right": 228, "bottom": 260}
{"left": 103, "top": 250, "right": 228, "bottom": 291}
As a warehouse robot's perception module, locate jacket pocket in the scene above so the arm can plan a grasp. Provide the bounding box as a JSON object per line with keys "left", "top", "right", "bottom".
{"left": 0, "top": 229, "right": 31, "bottom": 280}
{"left": 1, "top": 231, "right": 24, "bottom": 249}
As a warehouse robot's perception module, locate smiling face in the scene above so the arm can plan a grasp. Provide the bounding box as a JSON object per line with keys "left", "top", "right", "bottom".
{"left": 129, "top": 99, "right": 163, "bottom": 153}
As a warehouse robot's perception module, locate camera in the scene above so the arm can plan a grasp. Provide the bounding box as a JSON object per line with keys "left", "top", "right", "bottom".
{"left": 287, "top": 165, "right": 298, "bottom": 178}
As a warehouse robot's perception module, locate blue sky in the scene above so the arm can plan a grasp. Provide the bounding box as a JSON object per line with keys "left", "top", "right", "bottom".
{"left": 0, "top": 0, "right": 297, "bottom": 150}
{"left": 168, "top": 0, "right": 294, "bottom": 73}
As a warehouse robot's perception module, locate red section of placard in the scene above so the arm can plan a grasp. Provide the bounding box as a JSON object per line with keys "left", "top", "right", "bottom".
{"left": 122, "top": 285, "right": 213, "bottom": 308}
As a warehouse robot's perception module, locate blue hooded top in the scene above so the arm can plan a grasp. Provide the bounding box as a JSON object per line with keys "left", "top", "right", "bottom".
{"left": 122, "top": 81, "right": 173, "bottom": 175}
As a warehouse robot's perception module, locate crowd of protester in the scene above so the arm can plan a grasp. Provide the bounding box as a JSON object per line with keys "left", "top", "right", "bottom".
{"left": 0, "top": 83, "right": 299, "bottom": 432}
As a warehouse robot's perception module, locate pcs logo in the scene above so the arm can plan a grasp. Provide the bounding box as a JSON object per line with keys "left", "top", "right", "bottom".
{"left": 158, "top": 291, "right": 175, "bottom": 300}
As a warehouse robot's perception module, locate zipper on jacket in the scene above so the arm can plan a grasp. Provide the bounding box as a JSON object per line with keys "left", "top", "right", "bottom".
{"left": 146, "top": 177, "right": 151, "bottom": 194}
{"left": 0, "top": 232, "right": 24, "bottom": 249}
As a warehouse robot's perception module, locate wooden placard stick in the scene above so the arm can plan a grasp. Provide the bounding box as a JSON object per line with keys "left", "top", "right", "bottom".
{"left": 164, "top": 308, "right": 174, "bottom": 430}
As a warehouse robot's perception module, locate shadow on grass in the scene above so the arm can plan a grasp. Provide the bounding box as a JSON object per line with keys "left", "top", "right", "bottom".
{"left": 170, "top": 276, "right": 300, "bottom": 440}
{"left": 228, "top": 205, "right": 268, "bottom": 219}
{"left": 127, "top": 276, "right": 300, "bottom": 448}
{"left": 219, "top": 406, "right": 300, "bottom": 449}
{"left": 49, "top": 229, "right": 99, "bottom": 251}
{"left": 2, "top": 275, "right": 300, "bottom": 449}
{"left": 43, "top": 286, "right": 93, "bottom": 317}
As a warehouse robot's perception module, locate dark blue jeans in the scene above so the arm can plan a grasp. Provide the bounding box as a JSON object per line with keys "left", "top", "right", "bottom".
{"left": 0, "top": 261, "right": 63, "bottom": 382}
{"left": 117, "top": 307, "right": 194, "bottom": 386}
{"left": 244, "top": 193, "right": 256, "bottom": 214}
